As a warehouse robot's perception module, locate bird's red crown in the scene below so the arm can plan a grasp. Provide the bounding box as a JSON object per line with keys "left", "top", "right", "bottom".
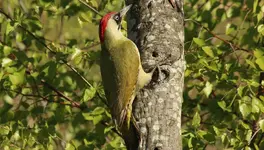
{"left": 99, "top": 12, "right": 116, "bottom": 42}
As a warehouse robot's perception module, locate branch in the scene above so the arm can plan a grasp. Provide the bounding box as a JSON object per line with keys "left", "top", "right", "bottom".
{"left": 0, "top": 8, "right": 122, "bottom": 137}
{"left": 184, "top": 19, "right": 252, "bottom": 54}
{"left": 40, "top": 79, "right": 81, "bottom": 108}
{"left": 78, "top": 0, "right": 102, "bottom": 17}
{"left": 0, "top": 9, "right": 93, "bottom": 88}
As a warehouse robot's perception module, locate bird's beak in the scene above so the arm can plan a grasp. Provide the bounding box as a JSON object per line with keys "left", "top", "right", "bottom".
{"left": 119, "top": 4, "right": 132, "bottom": 18}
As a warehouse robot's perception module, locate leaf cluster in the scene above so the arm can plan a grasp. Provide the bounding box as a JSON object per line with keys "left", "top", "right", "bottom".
{"left": 183, "top": 0, "right": 264, "bottom": 149}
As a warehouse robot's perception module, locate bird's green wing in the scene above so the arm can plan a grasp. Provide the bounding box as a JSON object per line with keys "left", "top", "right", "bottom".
{"left": 100, "top": 39, "right": 140, "bottom": 128}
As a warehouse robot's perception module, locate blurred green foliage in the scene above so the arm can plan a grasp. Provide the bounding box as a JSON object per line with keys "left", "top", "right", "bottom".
{"left": 183, "top": 0, "right": 264, "bottom": 149}
{"left": 0, "top": 0, "right": 264, "bottom": 149}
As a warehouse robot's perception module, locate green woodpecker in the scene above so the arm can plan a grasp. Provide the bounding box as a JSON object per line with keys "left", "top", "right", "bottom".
{"left": 99, "top": 4, "right": 155, "bottom": 143}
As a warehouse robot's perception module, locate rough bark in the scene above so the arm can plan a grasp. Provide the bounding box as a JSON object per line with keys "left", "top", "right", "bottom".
{"left": 125, "top": 0, "right": 184, "bottom": 150}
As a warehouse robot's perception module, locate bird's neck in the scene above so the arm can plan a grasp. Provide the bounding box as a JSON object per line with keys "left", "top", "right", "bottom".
{"left": 103, "top": 29, "right": 125, "bottom": 48}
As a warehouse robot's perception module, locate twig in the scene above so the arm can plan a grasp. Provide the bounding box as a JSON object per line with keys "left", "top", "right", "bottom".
{"left": 231, "top": 9, "right": 251, "bottom": 41}
{"left": 184, "top": 19, "right": 252, "bottom": 54}
{"left": 81, "top": 42, "right": 101, "bottom": 51}
{"left": 0, "top": 8, "right": 122, "bottom": 137}
{"left": 2, "top": 88, "right": 80, "bottom": 108}
{"left": 78, "top": 0, "right": 102, "bottom": 17}
{"left": 249, "top": 128, "right": 261, "bottom": 146}
{"left": 40, "top": 79, "right": 81, "bottom": 108}
{"left": 0, "top": 8, "right": 93, "bottom": 88}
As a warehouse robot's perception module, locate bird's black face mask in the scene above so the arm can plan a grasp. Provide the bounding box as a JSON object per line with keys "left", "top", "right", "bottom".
{"left": 113, "top": 13, "right": 122, "bottom": 30}
{"left": 113, "top": 4, "right": 132, "bottom": 30}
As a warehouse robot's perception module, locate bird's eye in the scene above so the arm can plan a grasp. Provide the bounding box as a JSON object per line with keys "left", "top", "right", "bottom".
{"left": 114, "top": 14, "right": 120, "bottom": 22}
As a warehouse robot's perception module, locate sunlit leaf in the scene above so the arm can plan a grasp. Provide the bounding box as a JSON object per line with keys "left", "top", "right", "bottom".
{"left": 256, "top": 56, "right": 264, "bottom": 70}
{"left": 202, "top": 46, "right": 214, "bottom": 57}
{"left": 83, "top": 87, "right": 96, "bottom": 102}
{"left": 239, "top": 103, "right": 251, "bottom": 118}
{"left": 193, "top": 38, "right": 206, "bottom": 47}
{"left": 245, "top": 59, "right": 256, "bottom": 69}
{"left": 192, "top": 112, "right": 201, "bottom": 128}
{"left": 237, "top": 86, "right": 245, "bottom": 97}
{"left": 259, "top": 119, "right": 264, "bottom": 132}
{"left": 203, "top": 81, "right": 213, "bottom": 98}
{"left": 0, "top": 126, "right": 10, "bottom": 136}
{"left": 257, "top": 24, "right": 264, "bottom": 35}
{"left": 9, "top": 69, "right": 25, "bottom": 85}
{"left": 93, "top": 115, "right": 103, "bottom": 125}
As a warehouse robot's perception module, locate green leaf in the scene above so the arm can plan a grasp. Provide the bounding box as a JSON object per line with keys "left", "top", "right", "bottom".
{"left": 83, "top": 87, "right": 96, "bottom": 102}
{"left": 71, "top": 48, "right": 82, "bottom": 61}
{"left": 257, "top": 24, "right": 264, "bottom": 35}
{"left": 225, "top": 23, "right": 236, "bottom": 35}
{"left": 245, "top": 59, "right": 257, "bottom": 69}
{"left": 252, "top": 97, "right": 264, "bottom": 113}
{"left": 82, "top": 113, "right": 93, "bottom": 120}
{"left": 239, "top": 103, "right": 251, "bottom": 118}
{"left": 83, "top": 139, "right": 93, "bottom": 146}
{"left": 78, "top": 12, "right": 93, "bottom": 23}
{"left": 218, "top": 101, "right": 226, "bottom": 110}
{"left": 207, "top": 61, "right": 219, "bottom": 72}
{"left": 203, "top": 81, "right": 213, "bottom": 98}
{"left": 0, "top": 71, "right": 4, "bottom": 81}
{"left": 202, "top": 46, "right": 214, "bottom": 57}
{"left": 6, "top": 22, "right": 14, "bottom": 35}
{"left": 239, "top": 120, "right": 250, "bottom": 129}
{"left": 254, "top": 49, "right": 264, "bottom": 58}
{"left": 193, "top": 38, "right": 206, "bottom": 47}
{"left": 225, "top": 63, "right": 232, "bottom": 71}
{"left": 237, "top": 86, "right": 245, "bottom": 97}
{"left": 0, "top": 126, "right": 10, "bottom": 136}
{"left": 41, "top": 61, "right": 57, "bottom": 80}
{"left": 260, "top": 96, "right": 264, "bottom": 101}
{"left": 250, "top": 80, "right": 260, "bottom": 87}
{"left": 259, "top": 119, "right": 264, "bottom": 132}
{"left": 109, "top": 137, "right": 123, "bottom": 148}
{"left": 93, "top": 115, "right": 103, "bottom": 125}
{"left": 1, "top": 58, "right": 13, "bottom": 67}
{"left": 92, "top": 107, "right": 105, "bottom": 115}
{"left": 213, "top": 126, "right": 221, "bottom": 136}
{"left": 88, "top": 0, "right": 98, "bottom": 8}
{"left": 65, "top": 143, "right": 75, "bottom": 150}
{"left": 9, "top": 69, "right": 25, "bottom": 85}
{"left": 218, "top": 100, "right": 231, "bottom": 112}
{"left": 3, "top": 46, "right": 12, "bottom": 56}
{"left": 192, "top": 112, "right": 201, "bottom": 128}
{"left": 104, "top": 126, "right": 114, "bottom": 134}
{"left": 27, "top": 135, "right": 36, "bottom": 147}
{"left": 188, "top": 137, "right": 193, "bottom": 148}
{"left": 257, "top": 12, "right": 263, "bottom": 23}
{"left": 245, "top": 130, "right": 252, "bottom": 143}
{"left": 256, "top": 56, "right": 264, "bottom": 70}
{"left": 253, "top": 0, "right": 259, "bottom": 13}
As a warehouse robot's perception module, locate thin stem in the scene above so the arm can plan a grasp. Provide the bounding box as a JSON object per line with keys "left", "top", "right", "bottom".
{"left": 0, "top": 8, "right": 93, "bottom": 88}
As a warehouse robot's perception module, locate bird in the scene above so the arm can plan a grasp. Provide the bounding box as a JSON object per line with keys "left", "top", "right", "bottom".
{"left": 99, "top": 4, "right": 156, "bottom": 149}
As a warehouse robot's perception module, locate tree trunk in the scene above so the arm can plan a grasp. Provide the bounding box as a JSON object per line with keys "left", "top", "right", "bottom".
{"left": 126, "top": 0, "right": 184, "bottom": 149}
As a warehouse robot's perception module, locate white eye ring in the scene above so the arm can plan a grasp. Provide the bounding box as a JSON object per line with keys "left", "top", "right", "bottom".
{"left": 114, "top": 15, "right": 120, "bottom": 21}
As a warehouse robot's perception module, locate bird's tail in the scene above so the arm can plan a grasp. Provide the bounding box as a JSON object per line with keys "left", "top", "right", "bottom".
{"left": 120, "top": 115, "right": 141, "bottom": 150}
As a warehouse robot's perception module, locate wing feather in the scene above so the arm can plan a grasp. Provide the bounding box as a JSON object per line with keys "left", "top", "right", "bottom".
{"left": 100, "top": 39, "right": 140, "bottom": 128}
